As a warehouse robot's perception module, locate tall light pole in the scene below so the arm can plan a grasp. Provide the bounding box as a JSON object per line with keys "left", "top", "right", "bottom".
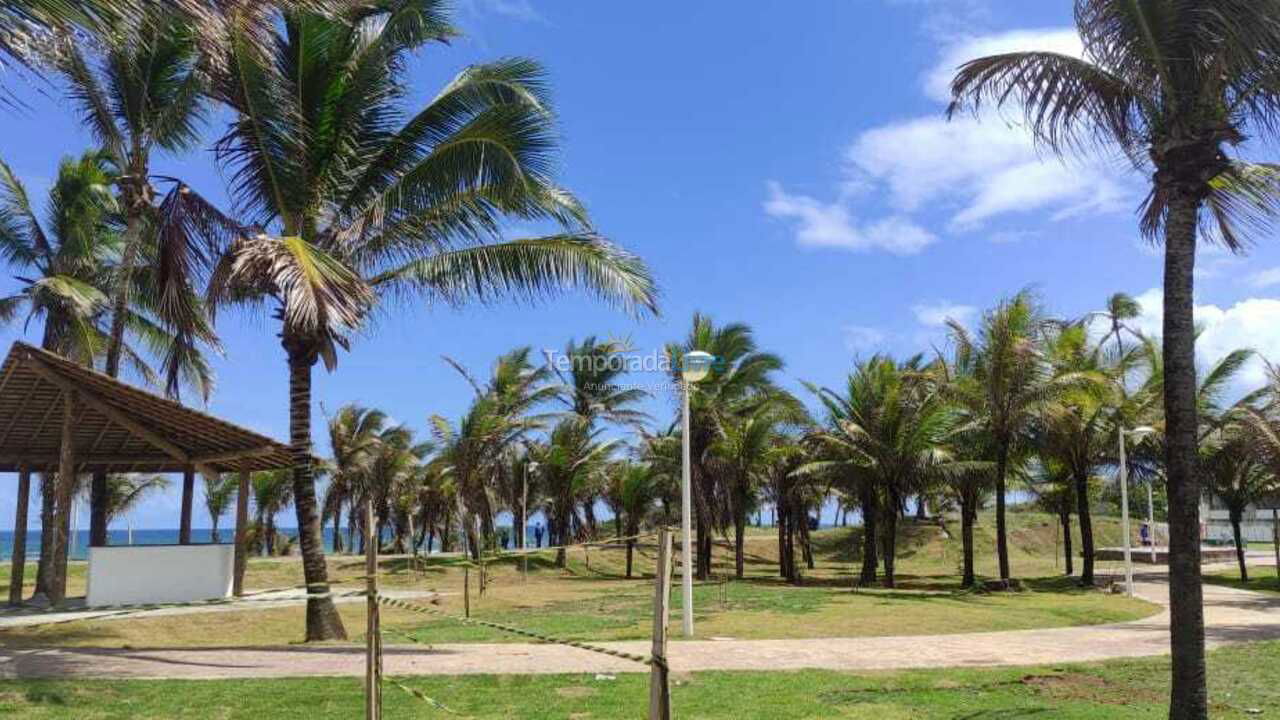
{"left": 680, "top": 350, "right": 713, "bottom": 638}
{"left": 523, "top": 460, "right": 537, "bottom": 583}
{"left": 1147, "top": 477, "right": 1157, "bottom": 564}
{"left": 1117, "top": 425, "right": 1157, "bottom": 596}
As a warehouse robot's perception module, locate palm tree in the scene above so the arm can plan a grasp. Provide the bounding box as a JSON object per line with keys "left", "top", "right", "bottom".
{"left": 58, "top": 9, "right": 233, "bottom": 556}
{"left": 805, "top": 355, "right": 952, "bottom": 588}
{"left": 948, "top": 4, "right": 1280, "bottom": 713}
{"left": 947, "top": 291, "right": 1065, "bottom": 583}
{"left": 554, "top": 336, "right": 651, "bottom": 427}
{"left": 203, "top": 474, "right": 237, "bottom": 543}
{"left": 323, "top": 405, "right": 389, "bottom": 554}
{"left": 204, "top": 0, "right": 656, "bottom": 641}
{"left": 534, "top": 418, "right": 617, "bottom": 567}
{"left": 709, "top": 404, "right": 792, "bottom": 579}
{"left": 1037, "top": 322, "right": 1112, "bottom": 586}
{"left": 667, "top": 314, "right": 786, "bottom": 579}
{"left": 433, "top": 348, "right": 556, "bottom": 558}
{"left": 1, "top": 151, "right": 116, "bottom": 601}
{"left": 58, "top": 6, "right": 226, "bottom": 390}
{"left": 252, "top": 469, "right": 294, "bottom": 557}
{"left": 608, "top": 461, "right": 659, "bottom": 578}
{"left": 100, "top": 473, "right": 170, "bottom": 525}
{"left": 1201, "top": 424, "right": 1274, "bottom": 582}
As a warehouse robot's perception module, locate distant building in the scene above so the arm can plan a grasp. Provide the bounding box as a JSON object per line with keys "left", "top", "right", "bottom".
{"left": 1200, "top": 494, "right": 1279, "bottom": 544}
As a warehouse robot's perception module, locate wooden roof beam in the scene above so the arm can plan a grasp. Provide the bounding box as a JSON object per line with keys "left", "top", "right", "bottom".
{"left": 23, "top": 353, "right": 220, "bottom": 480}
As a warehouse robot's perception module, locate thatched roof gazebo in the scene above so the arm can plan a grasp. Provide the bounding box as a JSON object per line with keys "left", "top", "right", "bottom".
{"left": 0, "top": 341, "right": 293, "bottom": 606}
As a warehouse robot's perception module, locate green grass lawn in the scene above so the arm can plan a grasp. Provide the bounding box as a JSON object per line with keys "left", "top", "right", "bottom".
{"left": 3, "top": 639, "right": 1279, "bottom": 719}
{"left": 0, "top": 510, "right": 1160, "bottom": 649}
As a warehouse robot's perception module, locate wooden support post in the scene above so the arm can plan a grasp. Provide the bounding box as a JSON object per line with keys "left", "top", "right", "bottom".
{"left": 9, "top": 466, "right": 30, "bottom": 606}
{"left": 463, "top": 566, "right": 471, "bottom": 618}
{"left": 365, "top": 497, "right": 381, "bottom": 720}
{"left": 179, "top": 466, "right": 195, "bottom": 545}
{"left": 233, "top": 470, "right": 251, "bottom": 597}
{"left": 50, "top": 391, "right": 77, "bottom": 606}
{"left": 648, "top": 528, "right": 674, "bottom": 720}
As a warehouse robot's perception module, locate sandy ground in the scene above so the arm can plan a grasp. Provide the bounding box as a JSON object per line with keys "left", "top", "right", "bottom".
{"left": 1, "top": 562, "right": 1277, "bottom": 679}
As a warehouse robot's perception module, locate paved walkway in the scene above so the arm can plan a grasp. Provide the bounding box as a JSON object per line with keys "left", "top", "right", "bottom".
{"left": 0, "top": 589, "right": 442, "bottom": 629}
{"left": 1, "top": 569, "right": 1277, "bottom": 679}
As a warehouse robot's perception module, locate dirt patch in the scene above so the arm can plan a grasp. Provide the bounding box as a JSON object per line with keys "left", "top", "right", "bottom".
{"left": 555, "top": 685, "right": 596, "bottom": 699}
{"left": 1021, "top": 672, "right": 1161, "bottom": 705}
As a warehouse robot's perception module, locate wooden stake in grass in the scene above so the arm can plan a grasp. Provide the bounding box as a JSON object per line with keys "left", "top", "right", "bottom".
{"left": 463, "top": 566, "right": 471, "bottom": 619}
{"left": 648, "top": 528, "right": 673, "bottom": 720}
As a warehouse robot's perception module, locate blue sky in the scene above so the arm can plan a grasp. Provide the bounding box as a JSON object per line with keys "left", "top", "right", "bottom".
{"left": 4, "top": 0, "right": 1280, "bottom": 530}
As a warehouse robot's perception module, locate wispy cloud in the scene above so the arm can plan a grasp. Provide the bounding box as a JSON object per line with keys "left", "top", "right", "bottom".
{"left": 842, "top": 326, "right": 886, "bottom": 354}
{"left": 768, "top": 26, "right": 1136, "bottom": 254}
{"left": 912, "top": 301, "right": 976, "bottom": 327}
{"left": 1247, "top": 266, "right": 1280, "bottom": 289}
{"left": 764, "top": 182, "right": 936, "bottom": 255}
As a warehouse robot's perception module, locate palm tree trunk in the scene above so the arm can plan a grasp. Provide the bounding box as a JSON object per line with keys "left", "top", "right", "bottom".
{"left": 960, "top": 496, "right": 976, "bottom": 588}
{"left": 1074, "top": 469, "right": 1094, "bottom": 586}
{"left": 1060, "top": 507, "right": 1074, "bottom": 577}
{"left": 881, "top": 486, "right": 898, "bottom": 588}
{"left": 33, "top": 474, "right": 55, "bottom": 600}
{"left": 89, "top": 471, "right": 108, "bottom": 547}
{"left": 332, "top": 506, "right": 343, "bottom": 553}
{"left": 1162, "top": 187, "right": 1208, "bottom": 720}
{"left": 211, "top": 517, "right": 220, "bottom": 545}
{"left": 776, "top": 494, "right": 789, "bottom": 580}
{"left": 1231, "top": 510, "right": 1248, "bottom": 582}
{"left": 626, "top": 538, "right": 634, "bottom": 579}
{"left": 734, "top": 507, "right": 746, "bottom": 580}
{"left": 859, "top": 482, "right": 877, "bottom": 585}
{"left": 285, "top": 341, "right": 347, "bottom": 641}
{"left": 995, "top": 440, "right": 1011, "bottom": 581}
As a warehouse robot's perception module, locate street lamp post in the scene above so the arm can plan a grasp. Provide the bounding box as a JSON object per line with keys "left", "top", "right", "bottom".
{"left": 680, "top": 350, "right": 713, "bottom": 638}
{"left": 1117, "top": 426, "right": 1156, "bottom": 597}
{"left": 1147, "top": 478, "right": 1157, "bottom": 564}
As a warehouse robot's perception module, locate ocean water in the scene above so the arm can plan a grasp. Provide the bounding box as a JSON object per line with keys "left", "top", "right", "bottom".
{"left": 0, "top": 527, "right": 355, "bottom": 561}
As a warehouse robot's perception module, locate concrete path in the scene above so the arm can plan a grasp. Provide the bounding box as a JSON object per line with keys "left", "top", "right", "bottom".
{"left": 0, "top": 589, "right": 443, "bottom": 629}
{"left": 1, "top": 570, "right": 1278, "bottom": 679}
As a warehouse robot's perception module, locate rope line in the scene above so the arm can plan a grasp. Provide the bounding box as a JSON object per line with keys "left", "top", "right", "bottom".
{"left": 373, "top": 593, "right": 655, "bottom": 668}
{"left": 387, "top": 678, "right": 458, "bottom": 714}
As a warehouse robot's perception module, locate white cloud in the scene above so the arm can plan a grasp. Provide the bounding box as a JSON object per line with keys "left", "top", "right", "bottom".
{"left": 912, "top": 301, "right": 977, "bottom": 327}
{"left": 764, "top": 182, "right": 936, "bottom": 255}
{"left": 1127, "top": 288, "right": 1280, "bottom": 393}
{"left": 1247, "top": 266, "right": 1280, "bottom": 289}
{"left": 842, "top": 326, "right": 886, "bottom": 354}
{"left": 922, "top": 28, "right": 1084, "bottom": 103}
{"left": 771, "top": 26, "right": 1134, "bottom": 248}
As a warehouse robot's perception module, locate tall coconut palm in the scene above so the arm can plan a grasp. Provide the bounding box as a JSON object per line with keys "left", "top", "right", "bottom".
{"left": 1201, "top": 424, "right": 1274, "bottom": 582}
{"left": 433, "top": 348, "right": 556, "bottom": 558}
{"left": 203, "top": 474, "right": 237, "bottom": 543}
{"left": 709, "top": 403, "right": 794, "bottom": 579}
{"left": 805, "top": 355, "right": 953, "bottom": 588}
{"left": 554, "top": 336, "right": 651, "bottom": 427}
{"left": 667, "top": 314, "right": 786, "bottom": 579}
{"left": 947, "top": 291, "right": 1063, "bottom": 583}
{"left": 323, "top": 404, "right": 389, "bottom": 553}
{"left": 533, "top": 418, "right": 617, "bottom": 568}
{"left": 607, "top": 460, "right": 659, "bottom": 578}
{"left": 204, "top": 0, "right": 656, "bottom": 641}
{"left": 58, "top": 6, "right": 226, "bottom": 390}
{"left": 948, "top": 4, "right": 1280, "bottom": 713}
{"left": 58, "top": 7, "right": 233, "bottom": 557}
{"left": 1037, "top": 322, "right": 1112, "bottom": 586}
